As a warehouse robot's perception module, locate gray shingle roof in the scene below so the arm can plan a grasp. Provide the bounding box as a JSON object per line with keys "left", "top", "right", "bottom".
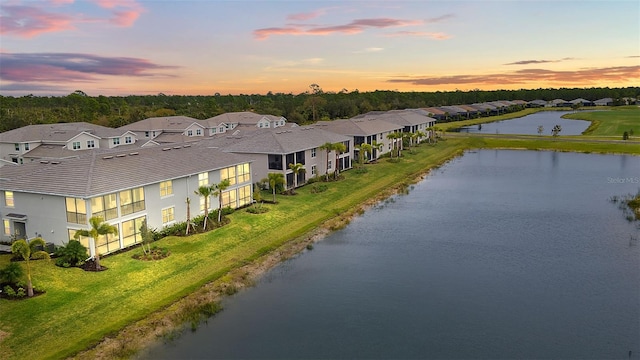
{"left": 118, "top": 116, "right": 200, "bottom": 131}
{"left": 0, "top": 122, "right": 130, "bottom": 143}
{"left": 314, "top": 118, "right": 402, "bottom": 136}
{"left": 0, "top": 142, "right": 251, "bottom": 198}
{"left": 222, "top": 126, "right": 350, "bottom": 154}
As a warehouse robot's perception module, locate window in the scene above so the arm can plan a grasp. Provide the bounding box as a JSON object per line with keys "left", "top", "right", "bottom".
{"left": 311, "top": 148, "right": 317, "bottom": 158}
{"left": 221, "top": 189, "right": 237, "bottom": 208}
{"left": 328, "top": 160, "right": 332, "bottom": 170}
{"left": 87, "top": 140, "right": 95, "bottom": 148}
{"left": 198, "top": 172, "right": 208, "bottom": 187}
{"left": 121, "top": 216, "right": 146, "bottom": 247}
{"left": 24, "top": 143, "right": 30, "bottom": 151}
{"left": 113, "top": 138, "right": 120, "bottom": 145}
{"left": 162, "top": 207, "right": 175, "bottom": 224}
{"left": 187, "top": 130, "right": 193, "bottom": 136}
{"left": 66, "top": 197, "right": 87, "bottom": 224}
{"left": 96, "top": 232, "right": 120, "bottom": 255}
{"left": 311, "top": 165, "right": 317, "bottom": 175}
{"left": 14, "top": 143, "right": 19, "bottom": 151}
{"left": 68, "top": 229, "right": 89, "bottom": 251}
{"left": 144, "top": 131, "right": 150, "bottom": 137}
{"left": 268, "top": 154, "right": 283, "bottom": 170}
{"left": 120, "top": 187, "right": 145, "bottom": 216}
{"left": 5, "top": 191, "right": 15, "bottom": 207}
{"left": 11, "top": 158, "right": 18, "bottom": 164}
{"left": 160, "top": 180, "right": 173, "bottom": 197}
{"left": 211, "top": 128, "right": 217, "bottom": 134}
{"left": 125, "top": 136, "right": 132, "bottom": 144}
{"left": 72, "top": 142, "right": 81, "bottom": 150}
{"left": 238, "top": 185, "right": 251, "bottom": 207}
{"left": 91, "top": 194, "right": 118, "bottom": 221}
{"left": 196, "top": 129, "right": 202, "bottom": 136}
{"left": 3, "top": 219, "right": 10, "bottom": 236}
{"left": 221, "top": 166, "right": 237, "bottom": 185}
{"left": 199, "top": 196, "right": 209, "bottom": 213}
{"left": 237, "top": 163, "right": 250, "bottom": 183}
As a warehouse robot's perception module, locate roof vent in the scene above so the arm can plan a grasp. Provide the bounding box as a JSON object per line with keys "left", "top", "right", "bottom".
{"left": 40, "top": 160, "right": 49, "bottom": 164}
{"left": 116, "top": 154, "right": 126, "bottom": 158}
{"left": 129, "top": 152, "right": 139, "bottom": 155}
{"left": 102, "top": 156, "right": 114, "bottom": 160}
{"left": 173, "top": 146, "right": 181, "bottom": 149}
{"left": 162, "top": 148, "right": 171, "bottom": 151}
{"left": 51, "top": 161, "right": 60, "bottom": 164}
{"left": 183, "top": 144, "right": 191, "bottom": 148}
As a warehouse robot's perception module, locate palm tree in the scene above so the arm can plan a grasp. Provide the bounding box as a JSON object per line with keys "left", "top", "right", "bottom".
{"left": 387, "top": 132, "right": 400, "bottom": 159}
{"left": 359, "top": 143, "right": 372, "bottom": 163}
{"left": 11, "top": 237, "right": 50, "bottom": 297}
{"left": 371, "top": 140, "right": 383, "bottom": 160}
{"left": 213, "top": 179, "right": 231, "bottom": 223}
{"left": 319, "top": 142, "right": 334, "bottom": 181}
{"left": 415, "top": 131, "right": 426, "bottom": 145}
{"left": 185, "top": 197, "right": 192, "bottom": 235}
{"left": 267, "top": 172, "right": 285, "bottom": 203}
{"left": 74, "top": 216, "right": 118, "bottom": 271}
{"left": 333, "top": 142, "right": 347, "bottom": 179}
{"left": 195, "top": 185, "right": 212, "bottom": 229}
{"left": 288, "top": 162, "right": 305, "bottom": 189}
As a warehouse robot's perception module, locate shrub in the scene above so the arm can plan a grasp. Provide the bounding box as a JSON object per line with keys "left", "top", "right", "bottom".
{"left": 310, "top": 184, "right": 328, "bottom": 193}
{"left": 16, "top": 287, "right": 26, "bottom": 298}
{"left": 0, "top": 262, "right": 24, "bottom": 285}
{"left": 54, "top": 240, "right": 88, "bottom": 268}
{"left": 3, "top": 285, "right": 16, "bottom": 298}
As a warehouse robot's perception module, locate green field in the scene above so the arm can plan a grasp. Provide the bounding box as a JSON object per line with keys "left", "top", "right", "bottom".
{"left": 1, "top": 107, "right": 638, "bottom": 360}
{"left": 562, "top": 106, "right": 640, "bottom": 137}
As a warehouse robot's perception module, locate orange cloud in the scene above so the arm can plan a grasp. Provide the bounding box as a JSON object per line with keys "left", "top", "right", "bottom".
{"left": 385, "top": 31, "right": 451, "bottom": 40}
{"left": 387, "top": 66, "right": 640, "bottom": 87}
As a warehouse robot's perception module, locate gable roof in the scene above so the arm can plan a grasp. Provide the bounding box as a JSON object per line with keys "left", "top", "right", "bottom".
{"left": 118, "top": 116, "right": 200, "bottom": 131}
{"left": 0, "top": 122, "right": 129, "bottom": 143}
{"left": 0, "top": 142, "right": 251, "bottom": 198}
{"left": 314, "top": 118, "right": 402, "bottom": 136}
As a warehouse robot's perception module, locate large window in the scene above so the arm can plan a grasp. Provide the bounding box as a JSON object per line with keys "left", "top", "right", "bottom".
{"left": 268, "top": 154, "right": 283, "bottom": 170}
{"left": 220, "top": 190, "right": 237, "bottom": 208}
{"left": 295, "top": 151, "right": 305, "bottom": 165}
{"left": 121, "top": 216, "right": 146, "bottom": 247}
{"left": 72, "top": 142, "right": 81, "bottom": 150}
{"left": 237, "top": 163, "right": 250, "bottom": 183}
{"left": 120, "top": 187, "right": 145, "bottom": 216}
{"left": 90, "top": 194, "right": 118, "bottom": 221}
{"left": 160, "top": 180, "right": 173, "bottom": 197}
{"left": 66, "top": 197, "right": 87, "bottom": 224}
{"left": 5, "top": 191, "right": 14, "bottom": 207}
{"left": 238, "top": 185, "right": 252, "bottom": 207}
{"left": 221, "top": 166, "right": 237, "bottom": 186}
{"left": 87, "top": 140, "right": 95, "bottom": 148}
{"left": 198, "top": 172, "right": 209, "bottom": 187}
{"left": 162, "top": 207, "right": 175, "bottom": 225}
{"left": 125, "top": 136, "right": 132, "bottom": 144}
{"left": 96, "top": 232, "right": 120, "bottom": 255}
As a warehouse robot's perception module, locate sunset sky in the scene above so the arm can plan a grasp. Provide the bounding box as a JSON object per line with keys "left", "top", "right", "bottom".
{"left": 1, "top": 0, "right": 638, "bottom": 97}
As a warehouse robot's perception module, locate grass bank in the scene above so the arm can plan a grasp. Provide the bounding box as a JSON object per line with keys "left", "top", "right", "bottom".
{"left": 562, "top": 106, "right": 640, "bottom": 137}
{"left": 437, "top": 107, "right": 570, "bottom": 131}
{"left": 0, "top": 140, "right": 468, "bottom": 360}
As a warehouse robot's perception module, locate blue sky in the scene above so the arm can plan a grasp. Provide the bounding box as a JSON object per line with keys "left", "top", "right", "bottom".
{"left": 1, "top": 0, "right": 638, "bottom": 96}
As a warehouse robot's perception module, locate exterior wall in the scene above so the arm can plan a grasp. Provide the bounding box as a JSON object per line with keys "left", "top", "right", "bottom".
{"left": 0, "top": 142, "right": 42, "bottom": 164}
{"left": 184, "top": 124, "right": 205, "bottom": 137}
{"left": 65, "top": 133, "right": 101, "bottom": 151}
{"left": 0, "top": 191, "right": 68, "bottom": 244}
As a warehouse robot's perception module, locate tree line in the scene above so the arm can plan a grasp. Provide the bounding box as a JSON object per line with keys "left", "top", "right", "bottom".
{"left": 0, "top": 86, "right": 638, "bottom": 132}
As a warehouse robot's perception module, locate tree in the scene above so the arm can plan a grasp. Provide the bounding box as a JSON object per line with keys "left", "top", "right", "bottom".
{"left": 11, "top": 237, "right": 50, "bottom": 297}
{"left": 537, "top": 125, "right": 544, "bottom": 136}
{"left": 360, "top": 143, "right": 372, "bottom": 163}
{"left": 319, "top": 142, "right": 334, "bottom": 180}
{"left": 267, "top": 173, "right": 285, "bottom": 203}
{"left": 74, "top": 216, "right": 118, "bottom": 271}
{"left": 213, "top": 179, "right": 231, "bottom": 223}
{"left": 288, "top": 163, "right": 305, "bottom": 189}
{"left": 371, "top": 140, "right": 383, "bottom": 159}
{"left": 551, "top": 124, "right": 562, "bottom": 137}
{"left": 623, "top": 131, "right": 629, "bottom": 140}
{"left": 185, "top": 197, "right": 192, "bottom": 235}
{"left": 194, "top": 185, "right": 212, "bottom": 229}
{"left": 387, "top": 132, "right": 401, "bottom": 159}
{"left": 139, "top": 220, "right": 154, "bottom": 256}
{"left": 252, "top": 183, "right": 263, "bottom": 207}
{"left": 333, "top": 142, "right": 347, "bottom": 179}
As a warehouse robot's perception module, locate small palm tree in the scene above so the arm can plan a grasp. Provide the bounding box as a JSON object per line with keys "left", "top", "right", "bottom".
{"left": 11, "top": 237, "right": 50, "bottom": 297}
{"left": 185, "top": 197, "right": 192, "bottom": 235}
{"left": 288, "top": 162, "right": 305, "bottom": 189}
{"left": 371, "top": 140, "right": 383, "bottom": 160}
{"left": 319, "top": 142, "right": 334, "bottom": 181}
{"left": 195, "top": 185, "right": 212, "bottom": 229}
{"left": 267, "top": 173, "right": 285, "bottom": 203}
{"left": 74, "top": 216, "right": 118, "bottom": 271}
{"left": 386, "top": 132, "right": 399, "bottom": 159}
{"left": 360, "top": 143, "right": 372, "bottom": 163}
{"left": 213, "top": 179, "right": 231, "bottom": 223}
{"left": 333, "top": 142, "right": 347, "bottom": 179}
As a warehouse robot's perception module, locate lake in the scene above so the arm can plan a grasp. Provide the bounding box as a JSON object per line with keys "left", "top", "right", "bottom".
{"left": 141, "top": 150, "right": 640, "bottom": 360}
{"left": 457, "top": 111, "right": 591, "bottom": 135}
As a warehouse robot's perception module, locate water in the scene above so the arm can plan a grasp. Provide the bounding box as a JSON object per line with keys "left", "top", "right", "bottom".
{"left": 457, "top": 111, "right": 591, "bottom": 135}
{"left": 142, "top": 150, "right": 640, "bottom": 360}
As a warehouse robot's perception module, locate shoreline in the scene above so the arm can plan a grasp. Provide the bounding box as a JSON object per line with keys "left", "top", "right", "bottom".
{"left": 69, "top": 147, "right": 462, "bottom": 360}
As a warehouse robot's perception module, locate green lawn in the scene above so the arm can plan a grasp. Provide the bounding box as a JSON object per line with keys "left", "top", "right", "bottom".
{"left": 562, "top": 106, "right": 640, "bottom": 137}
{"left": 0, "top": 140, "right": 468, "bottom": 360}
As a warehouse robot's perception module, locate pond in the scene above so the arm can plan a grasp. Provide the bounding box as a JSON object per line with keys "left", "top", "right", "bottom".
{"left": 141, "top": 150, "right": 639, "bottom": 360}
{"left": 456, "top": 111, "right": 591, "bottom": 135}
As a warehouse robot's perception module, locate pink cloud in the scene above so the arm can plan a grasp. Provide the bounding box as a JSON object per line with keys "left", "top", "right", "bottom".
{"left": 254, "top": 17, "right": 423, "bottom": 40}
{"left": 385, "top": 31, "right": 452, "bottom": 40}
{"left": 287, "top": 9, "right": 325, "bottom": 21}
{"left": 0, "top": 52, "right": 178, "bottom": 83}
{"left": 387, "top": 66, "right": 640, "bottom": 86}
{"left": 0, "top": 5, "right": 75, "bottom": 37}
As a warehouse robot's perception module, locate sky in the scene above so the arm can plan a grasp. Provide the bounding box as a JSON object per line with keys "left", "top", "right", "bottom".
{"left": 0, "top": 0, "right": 639, "bottom": 97}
